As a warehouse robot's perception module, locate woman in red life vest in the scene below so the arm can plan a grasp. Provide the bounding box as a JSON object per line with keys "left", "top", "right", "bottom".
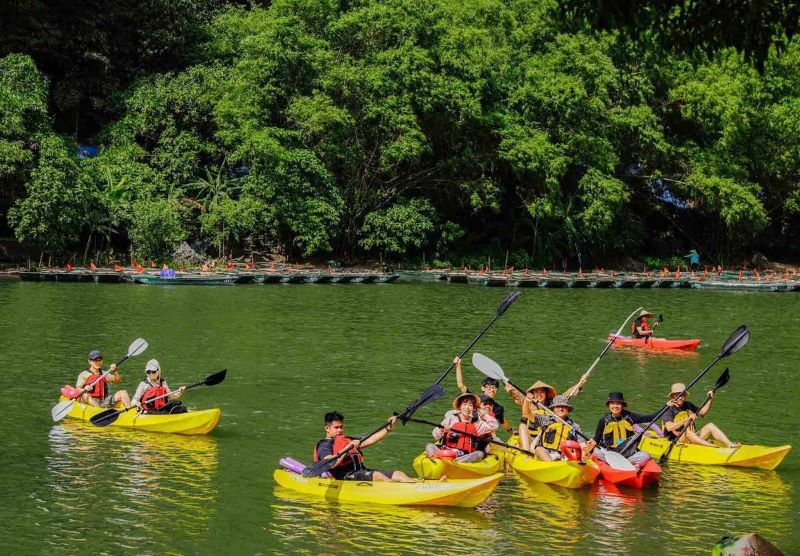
{"left": 75, "top": 350, "right": 131, "bottom": 408}
{"left": 425, "top": 393, "right": 498, "bottom": 463}
{"left": 632, "top": 309, "right": 655, "bottom": 339}
{"left": 313, "top": 411, "right": 415, "bottom": 482}
{"left": 131, "top": 359, "right": 187, "bottom": 414}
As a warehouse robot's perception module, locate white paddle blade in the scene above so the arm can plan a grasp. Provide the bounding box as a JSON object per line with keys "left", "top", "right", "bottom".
{"left": 51, "top": 400, "right": 75, "bottom": 422}
{"left": 127, "top": 338, "right": 148, "bottom": 357}
{"left": 599, "top": 448, "right": 637, "bottom": 471}
{"left": 471, "top": 353, "right": 506, "bottom": 381}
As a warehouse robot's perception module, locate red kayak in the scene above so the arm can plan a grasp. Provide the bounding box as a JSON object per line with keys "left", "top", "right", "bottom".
{"left": 608, "top": 334, "right": 701, "bottom": 351}
{"left": 592, "top": 456, "right": 662, "bottom": 488}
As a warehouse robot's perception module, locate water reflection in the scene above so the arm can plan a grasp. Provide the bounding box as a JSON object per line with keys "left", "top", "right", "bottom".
{"left": 45, "top": 422, "right": 218, "bottom": 551}
{"left": 271, "top": 485, "right": 496, "bottom": 555}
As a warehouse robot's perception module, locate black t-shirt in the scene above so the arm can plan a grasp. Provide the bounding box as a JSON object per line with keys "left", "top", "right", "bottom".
{"left": 632, "top": 317, "right": 649, "bottom": 338}
{"left": 467, "top": 389, "right": 506, "bottom": 425}
{"left": 663, "top": 400, "right": 700, "bottom": 437}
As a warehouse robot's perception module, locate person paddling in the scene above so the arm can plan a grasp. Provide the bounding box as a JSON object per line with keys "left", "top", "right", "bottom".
{"left": 425, "top": 393, "right": 498, "bottom": 463}
{"left": 590, "top": 392, "right": 664, "bottom": 467}
{"left": 662, "top": 383, "right": 739, "bottom": 448}
{"left": 530, "top": 396, "right": 592, "bottom": 462}
{"left": 632, "top": 309, "right": 656, "bottom": 339}
{"left": 75, "top": 350, "right": 131, "bottom": 408}
{"left": 454, "top": 356, "right": 513, "bottom": 434}
{"left": 314, "top": 411, "right": 415, "bottom": 482}
{"left": 131, "top": 359, "right": 187, "bottom": 414}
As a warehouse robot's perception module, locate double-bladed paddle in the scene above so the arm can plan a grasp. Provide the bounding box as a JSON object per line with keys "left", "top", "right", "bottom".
{"left": 406, "top": 417, "right": 538, "bottom": 458}
{"left": 618, "top": 325, "right": 749, "bottom": 457}
{"left": 433, "top": 291, "right": 522, "bottom": 386}
{"left": 644, "top": 313, "right": 664, "bottom": 344}
{"left": 472, "top": 353, "right": 636, "bottom": 471}
{"left": 90, "top": 369, "right": 227, "bottom": 427}
{"left": 566, "top": 306, "right": 643, "bottom": 398}
{"left": 658, "top": 368, "right": 730, "bottom": 464}
{"left": 51, "top": 338, "right": 149, "bottom": 422}
{"left": 302, "top": 383, "right": 446, "bottom": 478}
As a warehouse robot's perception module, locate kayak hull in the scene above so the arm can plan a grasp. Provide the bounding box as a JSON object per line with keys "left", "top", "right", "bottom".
{"left": 609, "top": 334, "right": 701, "bottom": 351}
{"left": 510, "top": 454, "right": 600, "bottom": 489}
{"left": 593, "top": 456, "right": 661, "bottom": 488}
{"left": 273, "top": 469, "right": 502, "bottom": 507}
{"left": 639, "top": 437, "right": 791, "bottom": 470}
{"left": 58, "top": 397, "right": 220, "bottom": 435}
{"left": 412, "top": 452, "right": 502, "bottom": 480}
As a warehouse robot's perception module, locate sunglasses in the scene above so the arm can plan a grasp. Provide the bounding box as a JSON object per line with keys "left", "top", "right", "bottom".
{"left": 146, "top": 369, "right": 159, "bottom": 374}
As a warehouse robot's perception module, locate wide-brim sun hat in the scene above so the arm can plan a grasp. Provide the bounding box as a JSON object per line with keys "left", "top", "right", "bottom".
{"left": 669, "top": 383, "right": 689, "bottom": 398}
{"left": 526, "top": 380, "right": 557, "bottom": 400}
{"left": 453, "top": 392, "right": 481, "bottom": 410}
{"left": 638, "top": 309, "right": 653, "bottom": 318}
{"left": 550, "top": 395, "right": 573, "bottom": 410}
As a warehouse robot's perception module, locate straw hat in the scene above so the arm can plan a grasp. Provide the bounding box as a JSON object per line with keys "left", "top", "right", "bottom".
{"left": 526, "top": 380, "right": 557, "bottom": 400}
{"left": 638, "top": 309, "right": 653, "bottom": 318}
{"left": 550, "top": 395, "right": 573, "bottom": 410}
{"left": 453, "top": 392, "right": 481, "bottom": 410}
{"left": 669, "top": 383, "right": 689, "bottom": 398}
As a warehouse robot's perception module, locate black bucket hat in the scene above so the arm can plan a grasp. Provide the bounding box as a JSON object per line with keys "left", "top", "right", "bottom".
{"left": 605, "top": 391, "right": 627, "bottom": 406}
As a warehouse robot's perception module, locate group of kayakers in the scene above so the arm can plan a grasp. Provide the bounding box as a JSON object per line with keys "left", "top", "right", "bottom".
{"left": 72, "top": 350, "right": 187, "bottom": 414}
{"left": 312, "top": 308, "right": 740, "bottom": 482}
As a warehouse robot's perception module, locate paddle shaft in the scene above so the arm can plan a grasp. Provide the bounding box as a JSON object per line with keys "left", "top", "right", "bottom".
{"left": 78, "top": 354, "right": 131, "bottom": 397}
{"left": 505, "top": 379, "right": 593, "bottom": 445}
{"left": 566, "top": 306, "right": 643, "bottom": 397}
{"left": 407, "top": 417, "right": 537, "bottom": 458}
{"left": 433, "top": 292, "right": 520, "bottom": 386}
{"left": 619, "top": 354, "right": 724, "bottom": 456}
{"left": 659, "top": 374, "right": 727, "bottom": 462}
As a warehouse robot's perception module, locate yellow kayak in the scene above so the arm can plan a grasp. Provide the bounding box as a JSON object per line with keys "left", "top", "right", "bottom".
{"left": 510, "top": 453, "right": 600, "bottom": 489}
{"left": 58, "top": 397, "right": 220, "bottom": 435}
{"left": 412, "top": 452, "right": 503, "bottom": 480}
{"left": 638, "top": 437, "right": 791, "bottom": 470}
{"left": 273, "top": 469, "right": 503, "bottom": 507}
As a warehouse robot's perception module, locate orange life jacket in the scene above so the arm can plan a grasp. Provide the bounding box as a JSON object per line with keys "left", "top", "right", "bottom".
{"left": 443, "top": 418, "right": 480, "bottom": 453}
{"left": 141, "top": 379, "right": 168, "bottom": 411}
{"left": 632, "top": 318, "right": 650, "bottom": 337}
{"left": 313, "top": 435, "right": 364, "bottom": 469}
{"left": 84, "top": 372, "right": 106, "bottom": 399}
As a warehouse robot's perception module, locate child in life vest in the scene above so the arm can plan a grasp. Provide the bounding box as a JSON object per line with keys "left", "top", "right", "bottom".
{"left": 426, "top": 393, "right": 498, "bottom": 463}
{"left": 131, "top": 359, "right": 187, "bottom": 414}
{"left": 529, "top": 395, "right": 590, "bottom": 461}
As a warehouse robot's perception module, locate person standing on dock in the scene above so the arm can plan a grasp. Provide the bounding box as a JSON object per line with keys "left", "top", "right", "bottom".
{"left": 454, "top": 356, "right": 513, "bottom": 434}
{"left": 632, "top": 309, "right": 656, "bottom": 339}
{"left": 75, "top": 350, "right": 131, "bottom": 408}
{"left": 685, "top": 249, "right": 700, "bottom": 271}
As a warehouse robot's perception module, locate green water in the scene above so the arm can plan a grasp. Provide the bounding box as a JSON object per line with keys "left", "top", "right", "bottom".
{"left": 0, "top": 280, "right": 797, "bottom": 554}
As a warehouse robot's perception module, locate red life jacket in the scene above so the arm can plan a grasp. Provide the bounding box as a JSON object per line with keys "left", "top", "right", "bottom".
{"left": 141, "top": 379, "right": 168, "bottom": 411}
{"left": 84, "top": 372, "right": 106, "bottom": 399}
{"left": 313, "top": 435, "right": 364, "bottom": 469}
{"left": 443, "top": 417, "right": 480, "bottom": 453}
{"left": 631, "top": 318, "right": 650, "bottom": 336}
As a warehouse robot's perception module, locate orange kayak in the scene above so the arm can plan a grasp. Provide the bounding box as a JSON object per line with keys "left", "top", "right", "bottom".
{"left": 608, "top": 334, "right": 701, "bottom": 351}
{"left": 592, "top": 455, "right": 661, "bottom": 488}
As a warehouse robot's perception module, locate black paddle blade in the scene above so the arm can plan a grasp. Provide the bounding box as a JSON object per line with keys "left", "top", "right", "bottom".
{"left": 657, "top": 313, "right": 664, "bottom": 323}
{"left": 719, "top": 325, "right": 750, "bottom": 358}
{"left": 714, "top": 368, "right": 731, "bottom": 391}
{"left": 399, "top": 384, "right": 446, "bottom": 424}
{"left": 496, "top": 291, "right": 522, "bottom": 316}
{"left": 203, "top": 369, "right": 227, "bottom": 387}
{"left": 90, "top": 408, "right": 124, "bottom": 427}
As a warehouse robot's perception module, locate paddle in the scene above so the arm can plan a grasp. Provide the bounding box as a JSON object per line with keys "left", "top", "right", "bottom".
{"left": 433, "top": 290, "right": 522, "bottom": 386}
{"left": 302, "top": 383, "right": 446, "bottom": 478}
{"left": 90, "top": 369, "right": 227, "bottom": 427}
{"left": 566, "top": 306, "right": 644, "bottom": 397}
{"left": 471, "top": 353, "right": 636, "bottom": 471}
{"left": 618, "top": 325, "right": 749, "bottom": 457}
{"left": 51, "top": 338, "right": 149, "bottom": 422}
{"left": 406, "top": 417, "right": 538, "bottom": 458}
{"left": 658, "top": 367, "right": 730, "bottom": 464}
{"left": 643, "top": 313, "right": 663, "bottom": 344}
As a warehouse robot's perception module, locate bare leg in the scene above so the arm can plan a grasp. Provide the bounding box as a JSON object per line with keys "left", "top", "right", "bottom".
{"left": 534, "top": 446, "right": 553, "bottom": 461}
{"left": 455, "top": 451, "right": 484, "bottom": 463}
{"left": 425, "top": 443, "right": 440, "bottom": 457}
{"left": 375, "top": 471, "right": 415, "bottom": 483}
{"left": 684, "top": 429, "right": 716, "bottom": 447}
{"left": 114, "top": 390, "right": 131, "bottom": 408}
{"left": 519, "top": 424, "right": 532, "bottom": 451}
{"left": 698, "top": 423, "right": 736, "bottom": 447}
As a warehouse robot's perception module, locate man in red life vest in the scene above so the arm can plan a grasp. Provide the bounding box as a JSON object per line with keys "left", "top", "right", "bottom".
{"left": 75, "top": 350, "right": 131, "bottom": 408}
{"left": 425, "top": 393, "right": 498, "bottom": 463}
{"left": 131, "top": 359, "right": 187, "bottom": 414}
{"left": 313, "top": 411, "right": 416, "bottom": 482}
